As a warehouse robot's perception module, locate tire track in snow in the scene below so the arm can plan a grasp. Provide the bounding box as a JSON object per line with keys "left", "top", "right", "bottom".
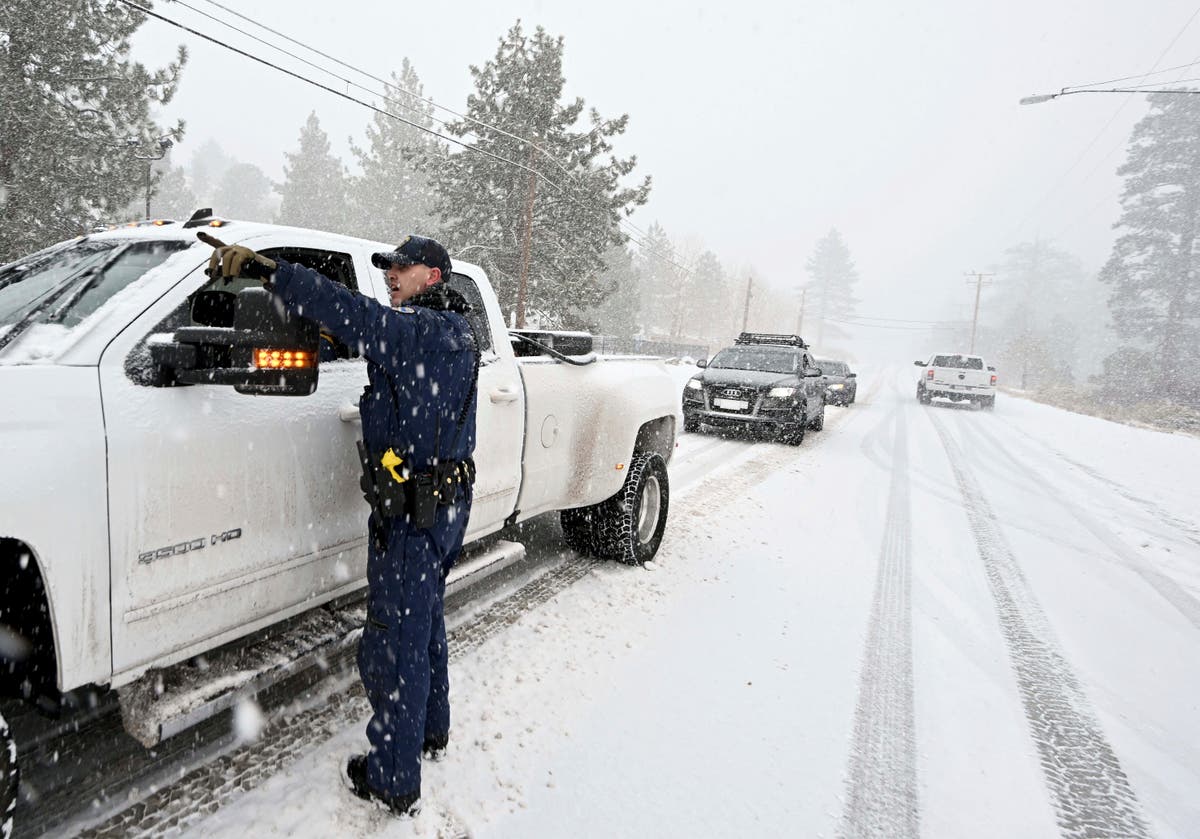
{"left": 965, "top": 418, "right": 1200, "bottom": 632}
{"left": 838, "top": 406, "right": 918, "bottom": 839}
{"left": 1005, "top": 421, "right": 1200, "bottom": 549}
{"left": 929, "top": 412, "right": 1152, "bottom": 839}
{"left": 73, "top": 413, "right": 864, "bottom": 838}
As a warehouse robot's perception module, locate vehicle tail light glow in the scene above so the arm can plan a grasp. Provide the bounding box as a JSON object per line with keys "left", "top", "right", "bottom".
{"left": 990, "top": 374, "right": 997, "bottom": 385}
{"left": 926, "top": 369, "right": 934, "bottom": 380}
{"left": 255, "top": 349, "right": 312, "bottom": 369}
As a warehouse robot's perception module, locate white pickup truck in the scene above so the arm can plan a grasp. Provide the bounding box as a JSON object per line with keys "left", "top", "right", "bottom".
{"left": 0, "top": 216, "right": 677, "bottom": 818}
{"left": 914, "top": 352, "right": 997, "bottom": 409}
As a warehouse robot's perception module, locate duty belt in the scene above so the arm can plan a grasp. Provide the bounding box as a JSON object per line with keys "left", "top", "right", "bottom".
{"left": 357, "top": 443, "right": 475, "bottom": 529}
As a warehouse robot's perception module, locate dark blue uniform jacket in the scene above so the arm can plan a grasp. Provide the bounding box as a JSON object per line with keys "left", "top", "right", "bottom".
{"left": 270, "top": 260, "right": 477, "bottom": 471}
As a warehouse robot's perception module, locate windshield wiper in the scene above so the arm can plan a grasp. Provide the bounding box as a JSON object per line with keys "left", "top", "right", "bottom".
{"left": 0, "top": 243, "right": 130, "bottom": 355}
{"left": 45, "top": 243, "right": 133, "bottom": 324}
{"left": 0, "top": 238, "right": 87, "bottom": 293}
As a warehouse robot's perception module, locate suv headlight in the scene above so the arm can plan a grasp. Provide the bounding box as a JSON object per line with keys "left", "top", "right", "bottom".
{"left": 828, "top": 383, "right": 845, "bottom": 390}
{"left": 768, "top": 386, "right": 796, "bottom": 398}
{"left": 686, "top": 378, "right": 703, "bottom": 390}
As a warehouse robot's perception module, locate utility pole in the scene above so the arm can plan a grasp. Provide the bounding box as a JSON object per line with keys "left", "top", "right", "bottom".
{"left": 795, "top": 288, "right": 807, "bottom": 337}
{"left": 741, "top": 275, "right": 753, "bottom": 332}
{"left": 516, "top": 145, "right": 538, "bottom": 329}
{"left": 964, "top": 270, "right": 994, "bottom": 353}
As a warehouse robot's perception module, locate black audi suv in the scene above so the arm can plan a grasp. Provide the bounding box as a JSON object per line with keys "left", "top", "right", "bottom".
{"left": 681, "top": 333, "right": 827, "bottom": 445}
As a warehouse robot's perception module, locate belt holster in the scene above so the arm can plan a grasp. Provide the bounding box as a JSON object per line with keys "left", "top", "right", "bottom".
{"left": 358, "top": 445, "right": 474, "bottom": 531}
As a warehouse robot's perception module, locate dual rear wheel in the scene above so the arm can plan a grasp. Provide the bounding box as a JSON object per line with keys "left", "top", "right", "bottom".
{"left": 561, "top": 451, "right": 670, "bottom": 566}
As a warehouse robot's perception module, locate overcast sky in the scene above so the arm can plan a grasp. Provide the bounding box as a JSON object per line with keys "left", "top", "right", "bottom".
{"left": 130, "top": 0, "right": 1200, "bottom": 351}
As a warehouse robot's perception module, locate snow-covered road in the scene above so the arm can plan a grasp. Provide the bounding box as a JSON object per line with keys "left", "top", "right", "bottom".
{"left": 95, "top": 366, "right": 1200, "bottom": 839}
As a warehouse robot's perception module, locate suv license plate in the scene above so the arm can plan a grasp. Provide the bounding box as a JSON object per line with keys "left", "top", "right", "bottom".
{"left": 714, "top": 398, "right": 749, "bottom": 410}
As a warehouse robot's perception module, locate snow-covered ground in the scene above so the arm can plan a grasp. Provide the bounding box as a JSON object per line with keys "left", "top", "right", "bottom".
{"left": 174, "top": 366, "right": 1200, "bottom": 839}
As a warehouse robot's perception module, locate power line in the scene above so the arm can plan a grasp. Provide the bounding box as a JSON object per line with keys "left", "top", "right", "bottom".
{"left": 838, "top": 314, "right": 971, "bottom": 324}
{"left": 823, "top": 316, "right": 963, "bottom": 331}
{"left": 192, "top": 0, "right": 592, "bottom": 188}
{"left": 1004, "top": 3, "right": 1200, "bottom": 246}
{"left": 113, "top": 0, "right": 694, "bottom": 278}
{"left": 1062, "top": 58, "right": 1200, "bottom": 91}
{"left": 184, "top": 0, "right": 680, "bottom": 274}
{"left": 1049, "top": 46, "right": 1200, "bottom": 243}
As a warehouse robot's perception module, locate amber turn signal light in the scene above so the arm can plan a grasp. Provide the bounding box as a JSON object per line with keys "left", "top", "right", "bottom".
{"left": 255, "top": 349, "right": 312, "bottom": 369}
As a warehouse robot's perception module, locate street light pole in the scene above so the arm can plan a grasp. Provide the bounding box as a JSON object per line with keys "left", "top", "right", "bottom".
{"left": 134, "top": 136, "right": 174, "bottom": 219}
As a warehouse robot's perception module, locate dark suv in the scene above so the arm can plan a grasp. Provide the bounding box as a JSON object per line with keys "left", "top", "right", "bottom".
{"left": 682, "top": 333, "right": 827, "bottom": 445}
{"left": 816, "top": 359, "right": 857, "bottom": 405}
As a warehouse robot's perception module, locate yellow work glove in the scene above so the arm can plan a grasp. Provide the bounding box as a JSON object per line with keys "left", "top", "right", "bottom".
{"left": 197, "top": 232, "right": 277, "bottom": 281}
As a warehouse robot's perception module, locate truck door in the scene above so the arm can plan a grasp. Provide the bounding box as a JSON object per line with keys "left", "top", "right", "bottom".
{"left": 100, "top": 238, "right": 370, "bottom": 677}
{"left": 352, "top": 260, "right": 524, "bottom": 540}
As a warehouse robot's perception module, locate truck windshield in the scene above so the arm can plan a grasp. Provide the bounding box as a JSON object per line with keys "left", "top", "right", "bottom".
{"left": 931, "top": 354, "right": 983, "bottom": 370}
{"left": 0, "top": 239, "right": 189, "bottom": 329}
{"left": 709, "top": 348, "right": 799, "bottom": 374}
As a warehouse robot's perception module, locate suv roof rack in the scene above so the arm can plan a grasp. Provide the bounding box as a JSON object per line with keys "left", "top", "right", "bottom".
{"left": 735, "top": 332, "right": 808, "bottom": 349}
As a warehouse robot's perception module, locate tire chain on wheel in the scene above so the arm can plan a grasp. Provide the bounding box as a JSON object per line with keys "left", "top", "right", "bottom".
{"left": 1, "top": 710, "right": 16, "bottom": 839}
{"left": 560, "top": 451, "right": 669, "bottom": 565}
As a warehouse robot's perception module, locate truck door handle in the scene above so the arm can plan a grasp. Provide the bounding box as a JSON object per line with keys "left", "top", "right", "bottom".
{"left": 338, "top": 404, "right": 361, "bottom": 422}
{"left": 490, "top": 385, "right": 520, "bottom": 404}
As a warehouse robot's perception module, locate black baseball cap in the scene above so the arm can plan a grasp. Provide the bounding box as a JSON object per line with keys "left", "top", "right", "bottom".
{"left": 371, "top": 235, "right": 452, "bottom": 276}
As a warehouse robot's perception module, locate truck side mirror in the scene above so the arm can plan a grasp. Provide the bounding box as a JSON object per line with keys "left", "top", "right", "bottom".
{"left": 847, "top": 372, "right": 857, "bottom": 378}
{"left": 913, "top": 360, "right": 925, "bottom": 366}
{"left": 150, "top": 287, "right": 320, "bottom": 396}
{"left": 696, "top": 358, "right": 708, "bottom": 368}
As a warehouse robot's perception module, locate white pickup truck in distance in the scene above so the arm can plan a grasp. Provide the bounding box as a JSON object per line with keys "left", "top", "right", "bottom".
{"left": 0, "top": 216, "right": 678, "bottom": 803}
{"left": 914, "top": 352, "right": 997, "bottom": 409}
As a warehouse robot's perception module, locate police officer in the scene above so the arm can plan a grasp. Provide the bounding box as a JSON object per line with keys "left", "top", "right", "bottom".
{"left": 202, "top": 234, "right": 478, "bottom": 817}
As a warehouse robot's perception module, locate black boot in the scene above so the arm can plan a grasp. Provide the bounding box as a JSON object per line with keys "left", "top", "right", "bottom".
{"left": 423, "top": 733, "right": 449, "bottom": 762}
{"left": 345, "top": 754, "right": 421, "bottom": 817}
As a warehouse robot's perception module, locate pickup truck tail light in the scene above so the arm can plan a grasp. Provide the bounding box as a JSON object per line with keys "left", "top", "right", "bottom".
{"left": 255, "top": 349, "right": 313, "bottom": 369}
{"left": 926, "top": 369, "right": 934, "bottom": 380}
{"left": 990, "top": 374, "right": 997, "bottom": 385}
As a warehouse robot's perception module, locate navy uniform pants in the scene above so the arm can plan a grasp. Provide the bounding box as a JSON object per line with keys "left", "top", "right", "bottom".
{"left": 357, "top": 489, "right": 471, "bottom": 800}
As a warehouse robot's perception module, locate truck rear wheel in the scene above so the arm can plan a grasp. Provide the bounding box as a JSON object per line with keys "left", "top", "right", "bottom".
{"left": 1, "top": 709, "right": 16, "bottom": 839}
{"left": 559, "top": 452, "right": 670, "bottom": 566}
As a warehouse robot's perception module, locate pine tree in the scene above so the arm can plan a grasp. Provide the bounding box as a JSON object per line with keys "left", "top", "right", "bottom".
{"left": 681, "top": 250, "right": 727, "bottom": 341}
{"left": 428, "top": 21, "right": 650, "bottom": 327}
{"left": 216, "top": 162, "right": 274, "bottom": 223}
{"left": 188, "top": 138, "right": 234, "bottom": 207}
{"left": 148, "top": 157, "right": 195, "bottom": 219}
{"left": 591, "top": 244, "right": 639, "bottom": 338}
{"left": 1100, "top": 92, "right": 1200, "bottom": 406}
{"left": 991, "top": 239, "right": 1090, "bottom": 389}
{"left": 803, "top": 229, "right": 860, "bottom": 345}
{"left": 634, "top": 223, "right": 684, "bottom": 339}
{"left": 0, "top": 0, "right": 187, "bottom": 260}
{"left": 276, "top": 112, "right": 349, "bottom": 233}
{"left": 349, "top": 60, "right": 439, "bottom": 243}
